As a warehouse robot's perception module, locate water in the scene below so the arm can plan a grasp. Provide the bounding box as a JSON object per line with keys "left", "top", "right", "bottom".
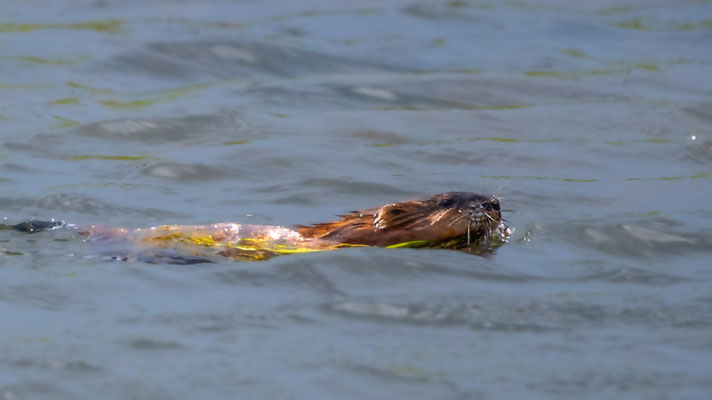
{"left": 2, "top": 0, "right": 712, "bottom": 398}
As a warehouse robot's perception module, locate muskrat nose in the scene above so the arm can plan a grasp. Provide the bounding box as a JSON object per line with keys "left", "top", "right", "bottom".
{"left": 485, "top": 197, "right": 500, "bottom": 211}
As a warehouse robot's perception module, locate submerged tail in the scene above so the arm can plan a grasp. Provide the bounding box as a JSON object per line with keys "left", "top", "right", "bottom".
{"left": 3, "top": 220, "right": 66, "bottom": 233}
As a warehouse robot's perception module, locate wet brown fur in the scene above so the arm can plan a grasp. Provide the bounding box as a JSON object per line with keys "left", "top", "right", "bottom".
{"left": 296, "top": 192, "right": 502, "bottom": 248}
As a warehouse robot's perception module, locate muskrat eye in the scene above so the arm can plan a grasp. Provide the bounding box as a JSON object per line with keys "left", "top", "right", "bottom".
{"left": 439, "top": 198, "right": 455, "bottom": 207}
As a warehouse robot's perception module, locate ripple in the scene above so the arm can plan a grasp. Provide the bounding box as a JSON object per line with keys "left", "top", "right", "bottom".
{"left": 580, "top": 223, "right": 709, "bottom": 259}
{"left": 77, "top": 111, "right": 248, "bottom": 145}
{"left": 325, "top": 291, "right": 712, "bottom": 332}
{"left": 11, "top": 358, "right": 103, "bottom": 372}
{"left": 103, "top": 40, "right": 394, "bottom": 80}
{"left": 128, "top": 338, "right": 185, "bottom": 350}
{"left": 141, "top": 162, "right": 228, "bottom": 181}
{"left": 32, "top": 193, "right": 182, "bottom": 218}
{"left": 0, "top": 284, "right": 75, "bottom": 311}
{"left": 325, "top": 297, "right": 565, "bottom": 332}
{"left": 239, "top": 73, "right": 630, "bottom": 112}
{"left": 580, "top": 267, "right": 690, "bottom": 285}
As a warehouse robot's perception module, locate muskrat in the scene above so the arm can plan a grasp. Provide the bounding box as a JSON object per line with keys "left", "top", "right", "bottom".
{"left": 5, "top": 192, "right": 508, "bottom": 262}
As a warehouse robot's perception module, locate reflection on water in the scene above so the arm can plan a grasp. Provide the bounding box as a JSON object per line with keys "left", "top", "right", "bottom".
{"left": 1, "top": 0, "right": 711, "bottom": 399}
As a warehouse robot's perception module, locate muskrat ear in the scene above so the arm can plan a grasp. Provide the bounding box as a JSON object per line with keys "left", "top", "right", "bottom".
{"left": 374, "top": 202, "right": 419, "bottom": 230}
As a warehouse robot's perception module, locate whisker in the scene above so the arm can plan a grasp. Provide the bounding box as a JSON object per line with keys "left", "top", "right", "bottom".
{"left": 483, "top": 225, "right": 490, "bottom": 246}
{"left": 446, "top": 214, "right": 468, "bottom": 227}
{"left": 467, "top": 223, "right": 471, "bottom": 246}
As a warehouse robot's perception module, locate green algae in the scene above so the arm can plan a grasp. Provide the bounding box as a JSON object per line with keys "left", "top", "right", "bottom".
{"left": 448, "top": 0, "right": 470, "bottom": 8}
{"left": 0, "top": 23, "right": 41, "bottom": 33}
{"left": 560, "top": 178, "right": 598, "bottom": 182}
{"left": 66, "top": 81, "right": 113, "bottom": 95}
{"left": 691, "top": 172, "right": 708, "bottom": 179}
{"left": 561, "top": 49, "right": 588, "bottom": 58}
{"left": 676, "top": 23, "right": 697, "bottom": 31}
{"left": 386, "top": 363, "right": 436, "bottom": 379}
{"left": 201, "top": 21, "right": 248, "bottom": 29}
{"left": 99, "top": 93, "right": 177, "bottom": 109}
{"left": 0, "top": 19, "right": 122, "bottom": 34}
{"left": 472, "top": 137, "right": 519, "bottom": 142}
{"left": 532, "top": 139, "right": 564, "bottom": 143}
{"left": 437, "top": 136, "right": 671, "bottom": 148}
{"left": 145, "top": 231, "right": 331, "bottom": 261}
{"left": 269, "top": 8, "right": 379, "bottom": 24}
{"left": 98, "top": 83, "right": 209, "bottom": 109}
{"left": 408, "top": 68, "right": 482, "bottom": 75}
{"left": 525, "top": 70, "right": 579, "bottom": 79}
{"left": 468, "top": 104, "right": 531, "bottom": 111}
{"left": 525, "top": 69, "right": 625, "bottom": 79}
{"left": 635, "top": 63, "right": 661, "bottom": 71}
{"left": 374, "top": 106, "right": 429, "bottom": 111}
{"left": 641, "top": 139, "right": 670, "bottom": 143}
{"left": 612, "top": 18, "right": 649, "bottom": 30}
{"left": 387, "top": 241, "right": 430, "bottom": 249}
{"left": 669, "top": 20, "right": 712, "bottom": 31}
{"left": 340, "top": 38, "right": 360, "bottom": 46}
{"left": 610, "top": 18, "right": 712, "bottom": 31}
{"left": 0, "top": 82, "right": 54, "bottom": 90}
{"left": 99, "top": 98, "right": 160, "bottom": 109}
{"left": 606, "top": 139, "right": 671, "bottom": 145}
{"left": 63, "top": 155, "right": 150, "bottom": 161}
{"left": 224, "top": 140, "right": 251, "bottom": 146}
{"left": 374, "top": 103, "right": 531, "bottom": 111}
{"left": 626, "top": 172, "right": 707, "bottom": 181}
{"left": 504, "top": 1, "right": 563, "bottom": 11}
{"left": 597, "top": 5, "right": 633, "bottom": 15}
{"left": 53, "top": 115, "right": 79, "bottom": 128}
{"left": 589, "top": 69, "right": 617, "bottom": 75}
{"left": 48, "top": 97, "right": 80, "bottom": 105}
{"left": 19, "top": 56, "right": 81, "bottom": 65}
{"left": 482, "top": 175, "right": 599, "bottom": 182}
{"left": 68, "top": 20, "right": 123, "bottom": 32}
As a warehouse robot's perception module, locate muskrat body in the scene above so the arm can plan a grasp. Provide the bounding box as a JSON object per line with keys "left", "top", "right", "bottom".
{"left": 6, "top": 192, "right": 507, "bottom": 262}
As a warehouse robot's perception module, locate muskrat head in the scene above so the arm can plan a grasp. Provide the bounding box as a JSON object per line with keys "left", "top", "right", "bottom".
{"left": 373, "top": 192, "right": 502, "bottom": 248}
{"left": 297, "top": 192, "right": 504, "bottom": 249}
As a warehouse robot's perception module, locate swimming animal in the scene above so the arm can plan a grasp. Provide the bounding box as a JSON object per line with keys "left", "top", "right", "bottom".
{"left": 6, "top": 192, "right": 509, "bottom": 263}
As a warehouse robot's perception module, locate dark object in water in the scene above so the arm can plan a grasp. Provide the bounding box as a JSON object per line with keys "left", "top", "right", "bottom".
{"left": 11, "top": 220, "right": 65, "bottom": 233}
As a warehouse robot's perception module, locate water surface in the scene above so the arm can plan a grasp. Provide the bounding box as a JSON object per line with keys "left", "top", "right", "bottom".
{"left": 1, "top": 0, "right": 711, "bottom": 399}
